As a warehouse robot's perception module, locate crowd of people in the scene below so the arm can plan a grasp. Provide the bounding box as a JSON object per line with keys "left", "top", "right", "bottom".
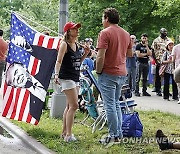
{"left": 78, "top": 27, "right": 180, "bottom": 105}
{"left": 127, "top": 28, "right": 180, "bottom": 104}
{"left": 0, "top": 7, "right": 180, "bottom": 151}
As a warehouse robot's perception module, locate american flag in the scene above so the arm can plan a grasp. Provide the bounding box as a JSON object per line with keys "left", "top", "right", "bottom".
{"left": 1, "top": 12, "right": 61, "bottom": 125}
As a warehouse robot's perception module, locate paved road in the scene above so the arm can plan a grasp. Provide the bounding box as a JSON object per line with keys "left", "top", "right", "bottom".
{"left": 0, "top": 87, "right": 37, "bottom": 154}
{"left": 0, "top": 129, "right": 37, "bottom": 154}
{"left": 133, "top": 88, "right": 180, "bottom": 115}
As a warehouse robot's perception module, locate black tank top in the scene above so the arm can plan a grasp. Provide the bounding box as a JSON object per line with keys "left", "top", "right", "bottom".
{"left": 59, "top": 42, "right": 82, "bottom": 82}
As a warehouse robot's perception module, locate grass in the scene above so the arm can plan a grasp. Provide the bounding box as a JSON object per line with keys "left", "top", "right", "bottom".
{"left": 12, "top": 109, "right": 180, "bottom": 154}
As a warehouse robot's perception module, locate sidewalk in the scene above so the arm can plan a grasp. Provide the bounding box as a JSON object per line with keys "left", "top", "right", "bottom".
{"left": 0, "top": 87, "right": 55, "bottom": 154}
{"left": 133, "top": 88, "right": 180, "bottom": 116}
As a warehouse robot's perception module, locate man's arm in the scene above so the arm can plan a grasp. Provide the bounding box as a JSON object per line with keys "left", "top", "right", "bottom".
{"left": 136, "top": 50, "right": 147, "bottom": 58}
{"left": 151, "top": 41, "right": 159, "bottom": 66}
{"left": 146, "top": 45, "right": 152, "bottom": 56}
{"left": 126, "top": 48, "right": 133, "bottom": 57}
{"left": 96, "top": 48, "right": 106, "bottom": 74}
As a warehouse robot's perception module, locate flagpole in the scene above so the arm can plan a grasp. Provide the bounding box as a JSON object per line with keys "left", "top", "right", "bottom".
{"left": 59, "top": 0, "right": 69, "bottom": 35}
{"left": 50, "top": 0, "right": 69, "bottom": 119}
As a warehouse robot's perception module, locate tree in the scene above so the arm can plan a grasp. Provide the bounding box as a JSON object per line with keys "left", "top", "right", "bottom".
{"left": 1, "top": 0, "right": 180, "bottom": 43}
{"left": 0, "top": 0, "right": 59, "bottom": 38}
{"left": 0, "top": 0, "right": 23, "bottom": 39}
{"left": 68, "top": 0, "right": 180, "bottom": 43}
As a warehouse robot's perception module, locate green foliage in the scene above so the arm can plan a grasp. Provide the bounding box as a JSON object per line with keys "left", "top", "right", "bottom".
{"left": 0, "top": 0, "right": 59, "bottom": 38}
{"left": 69, "top": 0, "right": 180, "bottom": 43}
{"left": 0, "top": 0, "right": 24, "bottom": 39}
{"left": 13, "top": 110, "right": 180, "bottom": 154}
{"left": 153, "top": 0, "right": 180, "bottom": 42}
{"left": 18, "top": 0, "right": 59, "bottom": 36}
{"left": 1, "top": 0, "right": 180, "bottom": 43}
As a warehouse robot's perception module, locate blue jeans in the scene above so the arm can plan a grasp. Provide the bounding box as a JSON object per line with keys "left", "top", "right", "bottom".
{"left": 127, "top": 67, "right": 136, "bottom": 91}
{"left": 98, "top": 73, "right": 126, "bottom": 138}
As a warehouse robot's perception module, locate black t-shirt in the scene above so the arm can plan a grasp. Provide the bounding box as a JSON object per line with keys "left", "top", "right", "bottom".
{"left": 59, "top": 42, "right": 82, "bottom": 82}
{"left": 136, "top": 43, "right": 150, "bottom": 64}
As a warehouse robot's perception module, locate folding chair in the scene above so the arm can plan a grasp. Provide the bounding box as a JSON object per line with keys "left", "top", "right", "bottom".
{"left": 79, "top": 76, "right": 99, "bottom": 127}
{"left": 86, "top": 69, "right": 137, "bottom": 133}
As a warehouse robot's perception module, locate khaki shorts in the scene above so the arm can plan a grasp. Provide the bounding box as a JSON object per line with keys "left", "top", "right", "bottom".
{"left": 59, "top": 79, "right": 79, "bottom": 92}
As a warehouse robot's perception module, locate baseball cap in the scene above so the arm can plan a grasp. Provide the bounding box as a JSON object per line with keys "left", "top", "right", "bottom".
{"left": 89, "top": 38, "right": 93, "bottom": 42}
{"left": 85, "top": 38, "right": 90, "bottom": 42}
{"left": 63, "top": 22, "right": 81, "bottom": 33}
{"left": 166, "top": 40, "right": 174, "bottom": 46}
{"left": 160, "top": 28, "right": 167, "bottom": 34}
{"left": 130, "top": 35, "right": 136, "bottom": 39}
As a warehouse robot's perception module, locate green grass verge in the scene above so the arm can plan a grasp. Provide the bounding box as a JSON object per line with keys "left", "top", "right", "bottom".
{"left": 12, "top": 110, "right": 180, "bottom": 154}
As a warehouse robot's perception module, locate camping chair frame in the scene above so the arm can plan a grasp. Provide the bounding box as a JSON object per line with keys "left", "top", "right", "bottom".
{"left": 80, "top": 68, "right": 137, "bottom": 133}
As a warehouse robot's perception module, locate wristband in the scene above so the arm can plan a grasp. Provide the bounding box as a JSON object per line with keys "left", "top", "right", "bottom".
{"left": 54, "top": 73, "right": 58, "bottom": 78}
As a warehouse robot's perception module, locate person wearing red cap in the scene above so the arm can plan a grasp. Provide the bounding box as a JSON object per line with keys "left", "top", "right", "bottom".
{"left": 54, "top": 21, "right": 90, "bottom": 142}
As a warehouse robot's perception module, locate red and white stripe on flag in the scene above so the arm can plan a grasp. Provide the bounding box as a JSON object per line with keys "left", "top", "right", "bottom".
{"left": 2, "top": 34, "right": 61, "bottom": 125}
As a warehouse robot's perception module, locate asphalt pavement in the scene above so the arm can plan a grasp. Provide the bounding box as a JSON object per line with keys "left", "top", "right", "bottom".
{"left": 133, "top": 88, "right": 180, "bottom": 116}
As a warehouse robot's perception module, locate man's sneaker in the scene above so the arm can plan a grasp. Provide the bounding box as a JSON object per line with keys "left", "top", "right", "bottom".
{"left": 157, "top": 92, "right": 162, "bottom": 96}
{"left": 64, "top": 134, "right": 77, "bottom": 142}
{"left": 178, "top": 100, "right": 180, "bottom": 104}
{"left": 99, "top": 136, "right": 120, "bottom": 146}
{"left": 155, "top": 130, "right": 173, "bottom": 150}
{"left": 135, "top": 92, "right": 141, "bottom": 97}
{"left": 163, "top": 98, "right": 170, "bottom": 101}
{"left": 143, "top": 92, "right": 151, "bottom": 96}
{"left": 172, "top": 97, "right": 179, "bottom": 101}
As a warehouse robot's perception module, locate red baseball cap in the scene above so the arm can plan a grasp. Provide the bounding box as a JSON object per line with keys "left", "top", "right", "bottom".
{"left": 63, "top": 22, "right": 81, "bottom": 33}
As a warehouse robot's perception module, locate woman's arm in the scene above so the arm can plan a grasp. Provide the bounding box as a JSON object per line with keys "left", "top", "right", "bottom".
{"left": 162, "top": 52, "right": 172, "bottom": 64}
{"left": 54, "top": 41, "right": 67, "bottom": 84}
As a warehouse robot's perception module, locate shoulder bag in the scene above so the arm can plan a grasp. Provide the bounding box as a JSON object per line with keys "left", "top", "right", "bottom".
{"left": 159, "top": 52, "right": 168, "bottom": 77}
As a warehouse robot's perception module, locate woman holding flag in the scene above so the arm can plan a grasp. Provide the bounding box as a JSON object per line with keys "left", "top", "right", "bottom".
{"left": 54, "top": 22, "right": 90, "bottom": 142}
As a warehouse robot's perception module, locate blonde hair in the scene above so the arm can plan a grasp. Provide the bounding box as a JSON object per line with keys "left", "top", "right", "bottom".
{"left": 62, "top": 31, "right": 70, "bottom": 43}
{"left": 61, "top": 30, "right": 79, "bottom": 45}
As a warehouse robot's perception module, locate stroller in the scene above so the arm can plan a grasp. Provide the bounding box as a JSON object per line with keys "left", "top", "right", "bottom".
{"left": 79, "top": 76, "right": 98, "bottom": 125}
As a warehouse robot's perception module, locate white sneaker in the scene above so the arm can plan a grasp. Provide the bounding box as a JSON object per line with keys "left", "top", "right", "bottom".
{"left": 64, "top": 134, "right": 77, "bottom": 142}
{"left": 178, "top": 100, "right": 180, "bottom": 104}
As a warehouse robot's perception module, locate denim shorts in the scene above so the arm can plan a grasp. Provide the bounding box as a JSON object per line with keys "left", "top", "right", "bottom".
{"left": 59, "top": 79, "right": 79, "bottom": 92}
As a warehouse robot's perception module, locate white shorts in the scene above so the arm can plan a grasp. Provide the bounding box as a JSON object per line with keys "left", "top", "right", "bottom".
{"left": 59, "top": 79, "right": 79, "bottom": 92}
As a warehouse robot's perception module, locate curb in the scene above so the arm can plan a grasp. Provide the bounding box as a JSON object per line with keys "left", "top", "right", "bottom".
{"left": 0, "top": 116, "right": 56, "bottom": 154}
